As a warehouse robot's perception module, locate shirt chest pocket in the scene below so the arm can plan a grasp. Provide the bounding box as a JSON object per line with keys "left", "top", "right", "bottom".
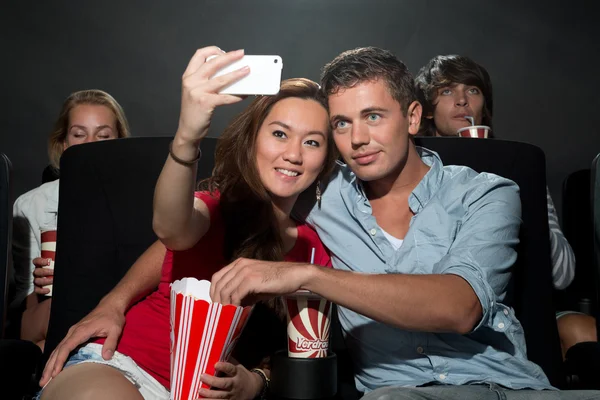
{"left": 412, "top": 221, "right": 460, "bottom": 272}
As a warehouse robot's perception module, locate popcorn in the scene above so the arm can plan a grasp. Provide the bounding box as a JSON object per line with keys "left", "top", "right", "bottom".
{"left": 170, "top": 278, "right": 253, "bottom": 400}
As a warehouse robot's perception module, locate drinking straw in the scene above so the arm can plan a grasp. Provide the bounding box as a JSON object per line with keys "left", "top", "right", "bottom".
{"left": 310, "top": 248, "right": 315, "bottom": 264}
{"left": 465, "top": 116, "right": 474, "bottom": 126}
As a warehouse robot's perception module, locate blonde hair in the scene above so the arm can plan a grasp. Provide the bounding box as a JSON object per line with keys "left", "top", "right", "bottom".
{"left": 48, "top": 89, "right": 130, "bottom": 169}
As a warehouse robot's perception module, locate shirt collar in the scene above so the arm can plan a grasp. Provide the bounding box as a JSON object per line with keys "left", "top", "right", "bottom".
{"left": 408, "top": 147, "right": 444, "bottom": 214}
{"left": 342, "top": 146, "right": 445, "bottom": 213}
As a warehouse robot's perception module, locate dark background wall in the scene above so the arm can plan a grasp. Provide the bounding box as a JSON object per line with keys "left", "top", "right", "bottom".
{"left": 1, "top": 0, "right": 598, "bottom": 218}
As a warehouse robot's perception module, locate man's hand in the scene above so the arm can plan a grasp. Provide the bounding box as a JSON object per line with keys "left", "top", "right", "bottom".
{"left": 39, "top": 300, "right": 126, "bottom": 387}
{"left": 210, "top": 258, "right": 313, "bottom": 305}
{"left": 32, "top": 257, "right": 53, "bottom": 295}
{"left": 197, "top": 362, "right": 263, "bottom": 400}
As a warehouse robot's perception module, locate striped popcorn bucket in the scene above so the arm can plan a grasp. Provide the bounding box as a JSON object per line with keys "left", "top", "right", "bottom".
{"left": 284, "top": 290, "right": 331, "bottom": 358}
{"left": 170, "top": 278, "right": 253, "bottom": 400}
{"left": 40, "top": 229, "right": 57, "bottom": 296}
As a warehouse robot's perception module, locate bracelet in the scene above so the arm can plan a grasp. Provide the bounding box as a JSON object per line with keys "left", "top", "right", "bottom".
{"left": 250, "top": 368, "right": 270, "bottom": 400}
{"left": 169, "top": 140, "right": 201, "bottom": 166}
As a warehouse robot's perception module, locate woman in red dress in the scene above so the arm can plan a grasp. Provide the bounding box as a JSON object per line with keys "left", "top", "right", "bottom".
{"left": 39, "top": 47, "right": 337, "bottom": 400}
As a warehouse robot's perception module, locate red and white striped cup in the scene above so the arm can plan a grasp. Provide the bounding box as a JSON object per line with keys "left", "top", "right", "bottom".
{"left": 284, "top": 290, "right": 331, "bottom": 358}
{"left": 40, "top": 229, "right": 57, "bottom": 296}
{"left": 457, "top": 125, "right": 491, "bottom": 138}
{"left": 170, "top": 278, "right": 253, "bottom": 400}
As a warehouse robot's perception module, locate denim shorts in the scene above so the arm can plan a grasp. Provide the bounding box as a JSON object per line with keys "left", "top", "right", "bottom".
{"left": 34, "top": 343, "right": 169, "bottom": 400}
{"left": 556, "top": 310, "right": 587, "bottom": 320}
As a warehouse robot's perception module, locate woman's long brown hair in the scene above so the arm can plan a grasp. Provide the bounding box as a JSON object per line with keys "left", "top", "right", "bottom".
{"left": 199, "top": 78, "right": 338, "bottom": 264}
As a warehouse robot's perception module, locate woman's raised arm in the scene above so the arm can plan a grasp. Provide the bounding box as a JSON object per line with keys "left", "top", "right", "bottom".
{"left": 153, "top": 46, "right": 249, "bottom": 250}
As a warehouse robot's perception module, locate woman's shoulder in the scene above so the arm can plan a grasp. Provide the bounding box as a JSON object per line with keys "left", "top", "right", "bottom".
{"left": 295, "top": 222, "right": 331, "bottom": 267}
{"left": 193, "top": 190, "right": 222, "bottom": 225}
{"left": 193, "top": 190, "right": 220, "bottom": 208}
{"left": 296, "top": 221, "right": 319, "bottom": 242}
{"left": 14, "top": 180, "right": 60, "bottom": 216}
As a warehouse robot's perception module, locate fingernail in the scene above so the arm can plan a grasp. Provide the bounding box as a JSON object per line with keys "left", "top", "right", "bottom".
{"left": 237, "top": 49, "right": 245, "bottom": 54}
{"left": 242, "top": 66, "right": 250, "bottom": 71}
{"left": 47, "top": 258, "right": 52, "bottom": 266}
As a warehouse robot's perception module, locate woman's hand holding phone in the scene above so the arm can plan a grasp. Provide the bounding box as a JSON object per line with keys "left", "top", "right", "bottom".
{"left": 175, "top": 46, "right": 250, "bottom": 150}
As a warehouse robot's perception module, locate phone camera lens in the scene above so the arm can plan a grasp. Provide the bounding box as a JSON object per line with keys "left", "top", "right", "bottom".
{"left": 274, "top": 59, "right": 278, "bottom": 63}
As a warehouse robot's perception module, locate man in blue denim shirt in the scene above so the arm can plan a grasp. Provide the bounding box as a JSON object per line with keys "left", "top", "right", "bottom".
{"left": 211, "top": 48, "right": 600, "bottom": 399}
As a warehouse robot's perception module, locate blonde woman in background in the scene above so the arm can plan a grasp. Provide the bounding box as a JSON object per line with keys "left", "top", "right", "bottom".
{"left": 10, "top": 89, "right": 130, "bottom": 350}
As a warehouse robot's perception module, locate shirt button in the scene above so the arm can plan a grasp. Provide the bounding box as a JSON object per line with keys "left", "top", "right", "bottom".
{"left": 370, "top": 228, "right": 377, "bottom": 236}
{"left": 439, "top": 374, "right": 446, "bottom": 380}
{"left": 503, "top": 309, "right": 509, "bottom": 316}
{"left": 498, "top": 322, "right": 505, "bottom": 329}
{"left": 416, "top": 346, "right": 424, "bottom": 354}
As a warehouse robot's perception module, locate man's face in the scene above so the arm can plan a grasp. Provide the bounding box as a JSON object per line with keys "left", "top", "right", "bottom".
{"left": 430, "top": 83, "right": 484, "bottom": 136}
{"left": 328, "top": 80, "right": 421, "bottom": 182}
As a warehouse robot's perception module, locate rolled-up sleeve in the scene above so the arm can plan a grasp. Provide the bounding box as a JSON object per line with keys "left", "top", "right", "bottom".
{"left": 432, "top": 176, "right": 522, "bottom": 331}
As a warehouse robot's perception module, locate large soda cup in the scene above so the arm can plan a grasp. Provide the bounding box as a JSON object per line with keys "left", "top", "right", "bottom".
{"left": 271, "top": 290, "right": 337, "bottom": 399}
{"left": 284, "top": 290, "right": 332, "bottom": 358}
{"left": 40, "top": 229, "right": 57, "bottom": 296}
{"left": 170, "top": 278, "right": 253, "bottom": 400}
{"left": 457, "top": 125, "right": 491, "bottom": 138}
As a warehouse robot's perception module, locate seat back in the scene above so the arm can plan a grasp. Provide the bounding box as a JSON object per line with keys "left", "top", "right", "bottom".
{"left": 558, "top": 169, "right": 594, "bottom": 312}
{"left": 41, "top": 165, "right": 60, "bottom": 184}
{"left": 591, "top": 154, "right": 600, "bottom": 339}
{"left": 414, "top": 137, "right": 563, "bottom": 387}
{"left": 0, "top": 153, "right": 12, "bottom": 338}
{"left": 44, "top": 137, "right": 217, "bottom": 360}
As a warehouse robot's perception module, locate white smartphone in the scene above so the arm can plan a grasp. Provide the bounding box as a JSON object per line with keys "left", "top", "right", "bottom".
{"left": 208, "top": 55, "right": 283, "bottom": 95}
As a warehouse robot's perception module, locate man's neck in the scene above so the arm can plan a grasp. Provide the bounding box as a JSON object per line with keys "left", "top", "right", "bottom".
{"left": 365, "top": 143, "right": 430, "bottom": 201}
